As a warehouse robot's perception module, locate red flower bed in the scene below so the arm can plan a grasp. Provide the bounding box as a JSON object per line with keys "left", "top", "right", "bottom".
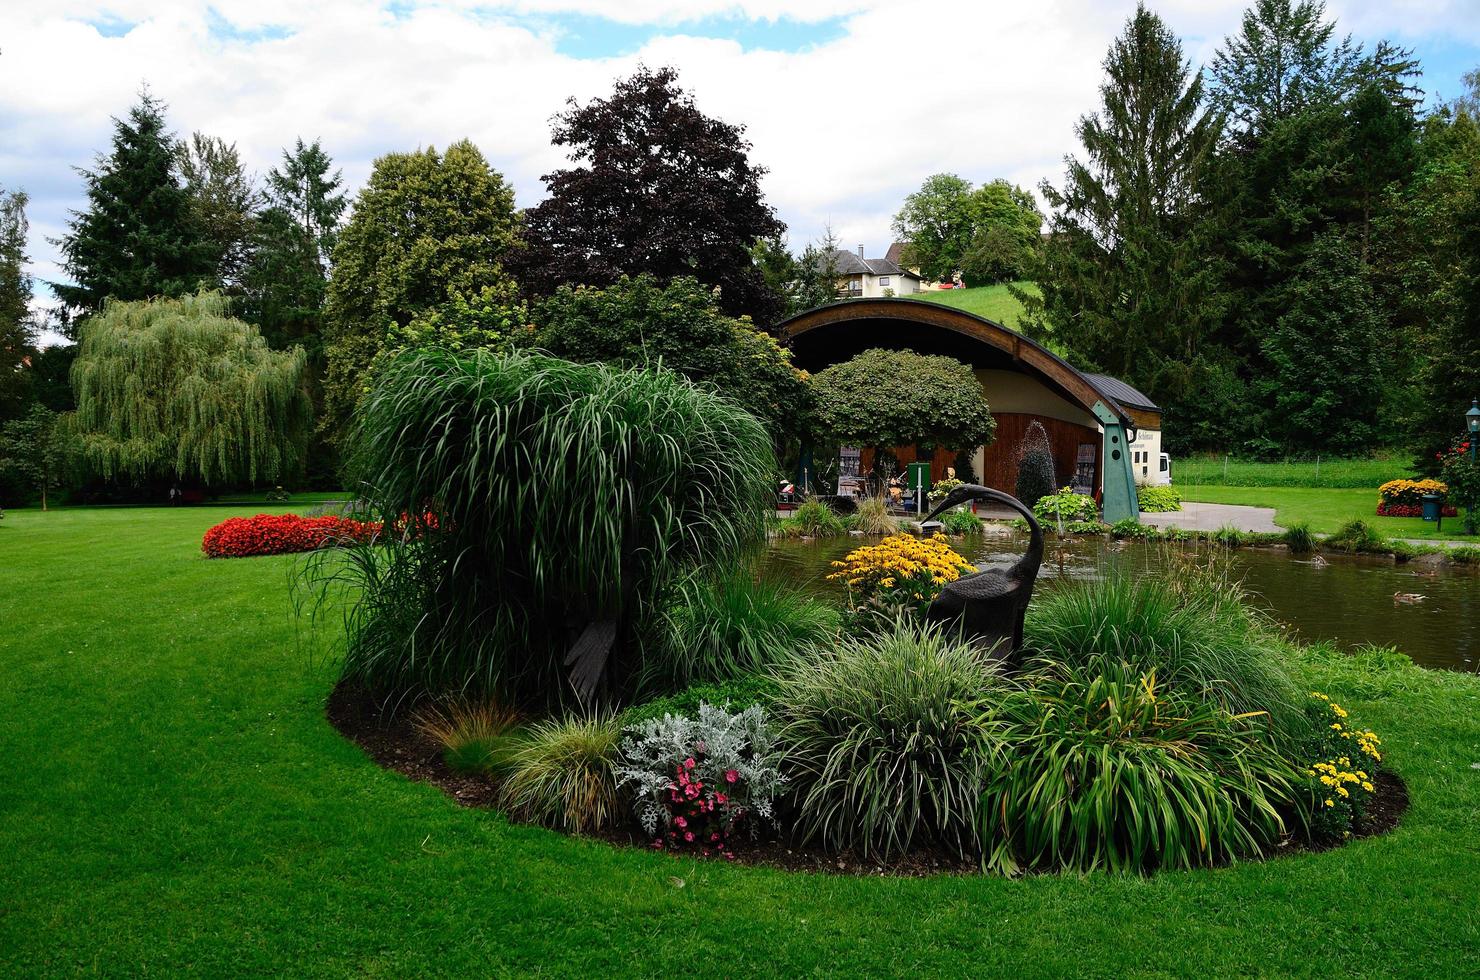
{"left": 202, "top": 513, "right": 381, "bottom": 558}
{"left": 1375, "top": 503, "right": 1457, "bottom": 518}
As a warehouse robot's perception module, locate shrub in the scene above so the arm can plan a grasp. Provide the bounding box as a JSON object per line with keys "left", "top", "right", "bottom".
{"left": 615, "top": 703, "right": 786, "bottom": 853}
{"left": 203, "top": 513, "right": 379, "bottom": 558}
{"left": 1033, "top": 487, "right": 1098, "bottom": 524}
{"left": 622, "top": 676, "right": 781, "bottom": 727}
{"left": 1210, "top": 524, "right": 1247, "bottom": 547}
{"left": 1300, "top": 692, "right": 1382, "bottom": 843}
{"left": 770, "top": 619, "right": 1003, "bottom": 860}
{"left": 1015, "top": 421, "right": 1056, "bottom": 509}
{"left": 927, "top": 476, "right": 964, "bottom": 504}
{"left": 300, "top": 349, "right": 773, "bottom": 705}
{"left": 1136, "top": 484, "right": 1182, "bottom": 512}
{"left": 1023, "top": 565, "right": 1306, "bottom": 742}
{"left": 645, "top": 569, "right": 838, "bottom": 689}
{"left": 826, "top": 533, "right": 975, "bottom": 614}
{"left": 773, "top": 498, "right": 849, "bottom": 538}
{"left": 413, "top": 699, "right": 520, "bottom": 772}
{"left": 1439, "top": 439, "right": 1480, "bottom": 534}
{"left": 981, "top": 658, "right": 1301, "bottom": 874}
{"left": 940, "top": 509, "right": 983, "bottom": 535}
{"left": 1448, "top": 546, "right": 1480, "bottom": 566}
{"left": 1325, "top": 519, "right": 1389, "bottom": 554}
{"left": 1377, "top": 478, "right": 1447, "bottom": 507}
{"left": 1108, "top": 517, "right": 1156, "bottom": 539}
{"left": 1376, "top": 502, "right": 1457, "bottom": 517}
{"left": 1283, "top": 521, "right": 1316, "bottom": 554}
{"left": 850, "top": 495, "right": 897, "bottom": 536}
{"left": 497, "top": 712, "right": 623, "bottom": 834}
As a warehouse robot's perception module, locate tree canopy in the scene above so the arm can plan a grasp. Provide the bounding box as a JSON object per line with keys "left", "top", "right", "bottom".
{"left": 70, "top": 292, "right": 310, "bottom": 485}
{"left": 52, "top": 91, "right": 213, "bottom": 330}
{"left": 514, "top": 67, "right": 784, "bottom": 325}
{"left": 808, "top": 348, "right": 996, "bottom": 452}
{"left": 1023, "top": 3, "right": 1225, "bottom": 446}
{"left": 892, "top": 175, "right": 1042, "bottom": 285}
{"left": 322, "top": 140, "right": 519, "bottom": 443}
{"left": 0, "top": 404, "right": 70, "bottom": 510}
{"left": 0, "top": 187, "right": 36, "bottom": 421}
{"left": 534, "top": 274, "right": 808, "bottom": 441}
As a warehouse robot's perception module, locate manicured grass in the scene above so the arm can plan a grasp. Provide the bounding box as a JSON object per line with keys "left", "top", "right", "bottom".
{"left": 901, "top": 281, "right": 1038, "bottom": 330}
{"left": 3, "top": 506, "right": 1480, "bottom": 974}
{"left": 1176, "top": 455, "right": 1414, "bottom": 489}
{"left": 1179, "top": 485, "right": 1476, "bottom": 541}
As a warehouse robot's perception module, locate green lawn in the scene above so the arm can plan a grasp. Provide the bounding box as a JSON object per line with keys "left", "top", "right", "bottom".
{"left": 901, "top": 282, "right": 1038, "bottom": 330}
{"left": 1175, "top": 455, "right": 1413, "bottom": 489}
{"left": 1179, "top": 484, "right": 1476, "bottom": 541}
{"left": 3, "top": 506, "right": 1480, "bottom": 975}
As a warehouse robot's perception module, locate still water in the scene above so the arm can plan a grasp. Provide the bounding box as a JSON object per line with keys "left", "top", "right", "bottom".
{"left": 759, "top": 531, "right": 1480, "bottom": 673}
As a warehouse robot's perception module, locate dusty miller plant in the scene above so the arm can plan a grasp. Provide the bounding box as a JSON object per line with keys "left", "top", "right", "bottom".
{"left": 616, "top": 702, "right": 785, "bottom": 840}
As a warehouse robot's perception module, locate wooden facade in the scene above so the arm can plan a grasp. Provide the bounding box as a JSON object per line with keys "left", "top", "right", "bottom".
{"left": 978, "top": 413, "right": 1101, "bottom": 493}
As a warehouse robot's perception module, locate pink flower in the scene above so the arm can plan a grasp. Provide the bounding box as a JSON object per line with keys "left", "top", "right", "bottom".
{"left": 725, "top": 769, "right": 738, "bottom": 783}
{"left": 674, "top": 816, "right": 687, "bottom": 829}
{"left": 684, "top": 831, "right": 695, "bottom": 842}
{"left": 683, "top": 758, "right": 696, "bottom": 770}
{"left": 715, "top": 793, "right": 727, "bottom": 805}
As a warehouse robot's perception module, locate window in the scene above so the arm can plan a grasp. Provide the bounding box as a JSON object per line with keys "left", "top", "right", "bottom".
{"left": 878, "top": 276, "right": 890, "bottom": 287}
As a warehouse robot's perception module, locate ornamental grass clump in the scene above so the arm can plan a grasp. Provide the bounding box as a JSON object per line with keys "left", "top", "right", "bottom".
{"left": 497, "top": 712, "right": 623, "bottom": 834}
{"left": 850, "top": 496, "right": 897, "bottom": 536}
{"left": 616, "top": 702, "right": 786, "bottom": 854}
{"left": 771, "top": 619, "right": 1004, "bottom": 861}
{"left": 773, "top": 498, "right": 849, "bottom": 538}
{"left": 981, "top": 657, "right": 1302, "bottom": 875}
{"left": 1023, "top": 559, "right": 1307, "bottom": 743}
{"left": 299, "top": 349, "right": 773, "bottom": 706}
{"left": 413, "top": 698, "right": 521, "bottom": 772}
{"left": 646, "top": 568, "right": 839, "bottom": 689}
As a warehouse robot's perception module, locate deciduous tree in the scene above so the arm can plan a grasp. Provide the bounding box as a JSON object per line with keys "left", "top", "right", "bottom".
{"left": 515, "top": 67, "right": 784, "bottom": 325}
{"left": 322, "top": 140, "right": 519, "bottom": 442}
{"left": 70, "top": 292, "right": 310, "bottom": 485}
{"left": 0, "top": 404, "right": 70, "bottom": 510}
{"left": 809, "top": 348, "right": 996, "bottom": 454}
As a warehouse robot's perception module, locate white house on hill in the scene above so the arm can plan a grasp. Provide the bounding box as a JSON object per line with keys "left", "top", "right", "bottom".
{"left": 821, "top": 247, "right": 923, "bottom": 297}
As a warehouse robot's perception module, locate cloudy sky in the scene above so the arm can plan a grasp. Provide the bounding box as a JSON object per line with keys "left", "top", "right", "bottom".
{"left": 4, "top": 0, "right": 1478, "bottom": 343}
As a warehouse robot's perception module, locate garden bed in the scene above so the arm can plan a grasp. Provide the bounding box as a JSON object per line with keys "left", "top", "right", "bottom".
{"left": 326, "top": 678, "right": 1406, "bottom": 877}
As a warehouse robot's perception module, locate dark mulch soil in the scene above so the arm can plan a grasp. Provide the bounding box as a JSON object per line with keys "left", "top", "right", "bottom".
{"left": 326, "top": 680, "right": 1407, "bottom": 878}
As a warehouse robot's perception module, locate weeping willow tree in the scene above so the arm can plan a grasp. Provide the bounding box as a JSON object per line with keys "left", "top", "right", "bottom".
{"left": 70, "top": 292, "right": 311, "bottom": 484}
{"left": 302, "top": 348, "right": 774, "bottom": 708}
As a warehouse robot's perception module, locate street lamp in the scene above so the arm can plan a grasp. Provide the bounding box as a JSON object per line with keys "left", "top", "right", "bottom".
{"left": 1469, "top": 398, "right": 1480, "bottom": 460}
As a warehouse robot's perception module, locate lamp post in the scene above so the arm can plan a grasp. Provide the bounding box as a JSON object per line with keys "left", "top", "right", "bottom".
{"left": 1468, "top": 399, "right": 1480, "bottom": 461}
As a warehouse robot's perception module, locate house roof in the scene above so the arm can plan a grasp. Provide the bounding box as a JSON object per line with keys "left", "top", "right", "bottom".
{"left": 820, "top": 249, "right": 920, "bottom": 279}
{"left": 884, "top": 241, "right": 906, "bottom": 265}
{"left": 1085, "top": 373, "right": 1159, "bottom": 412}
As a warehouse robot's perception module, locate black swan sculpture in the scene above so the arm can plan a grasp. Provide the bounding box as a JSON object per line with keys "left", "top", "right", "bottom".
{"left": 919, "top": 485, "right": 1044, "bottom": 667}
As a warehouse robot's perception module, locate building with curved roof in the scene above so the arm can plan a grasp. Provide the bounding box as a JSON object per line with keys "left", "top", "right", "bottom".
{"left": 779, "top": 298, "right": 1159, "bottom": 521}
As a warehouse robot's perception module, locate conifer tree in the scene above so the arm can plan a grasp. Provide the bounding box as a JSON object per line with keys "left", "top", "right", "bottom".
{"left": 1023, "top": 5, "right": 1225, "bottom": 435}
{"left": 0, "top": 188, "right": 36, "bottom": 420}
{"left": 52, "top": 91, "right": 212, "bottom": 332}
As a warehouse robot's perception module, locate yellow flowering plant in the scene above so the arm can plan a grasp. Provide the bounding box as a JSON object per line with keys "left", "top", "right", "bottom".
{"left": 1303, "top": 692, "right": 1382, "bottom": 842}
{"left": 827, "top": 533, "right": 975, "bottom": 614}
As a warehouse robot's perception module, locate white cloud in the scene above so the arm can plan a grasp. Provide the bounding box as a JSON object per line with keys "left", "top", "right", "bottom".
{"left": 2, "top": 0, "right": 1475, "bottom": 346}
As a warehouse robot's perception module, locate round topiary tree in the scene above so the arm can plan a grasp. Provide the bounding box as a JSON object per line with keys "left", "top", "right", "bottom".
{"left": 1014, "top": 420, "right": 1056, "bottom": 508}
{"left": 808, "top": 348, "right": 996, "bottom": 470}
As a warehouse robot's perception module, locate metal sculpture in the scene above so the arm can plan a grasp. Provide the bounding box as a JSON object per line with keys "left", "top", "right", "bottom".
{"left": 920, "top": 485, "right": 1044, "bottom": 666}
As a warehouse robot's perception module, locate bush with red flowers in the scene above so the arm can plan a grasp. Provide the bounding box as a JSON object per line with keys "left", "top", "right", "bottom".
{"left": 1376, "top": 502, "right": 1457, "bottom": 518}
{"left": 1438, "top": 440, "right": 1480, "bottom": 534}
{"left": 202, "top": 513, "right": 381, "bottom": 558}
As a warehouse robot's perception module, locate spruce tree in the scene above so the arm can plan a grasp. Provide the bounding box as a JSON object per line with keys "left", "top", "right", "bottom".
{"left": 1023, "top": 5, "right": 1226, "bottom": 442}
{"left": 0, "top": 188, "right": 36, "bottom": 421}
{"left": 179, "top": 133, "right": 262, "bottom": 291}
{"left": 52, "top": 91, "right": 212, "bottom": 332}
{"left": 242, "top": 139, "right": 346, "bottom": 351}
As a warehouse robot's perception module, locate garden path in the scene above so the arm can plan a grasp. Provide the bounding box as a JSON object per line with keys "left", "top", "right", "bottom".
{"left": 1143, "top": 501, "right": 1281, "bottom": 533}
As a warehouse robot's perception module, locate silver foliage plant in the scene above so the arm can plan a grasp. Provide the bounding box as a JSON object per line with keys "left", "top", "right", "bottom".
{"left": 615, "top": 702, "right": 786, "bottom": 839}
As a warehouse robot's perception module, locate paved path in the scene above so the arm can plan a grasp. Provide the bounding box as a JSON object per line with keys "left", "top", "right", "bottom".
{"left": 1143, "top": 501, "right": 1281, "bottom": 533}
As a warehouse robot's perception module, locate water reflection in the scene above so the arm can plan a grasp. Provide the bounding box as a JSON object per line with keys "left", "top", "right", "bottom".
{"left": 758, "top": 531, "right": 1480, "bottom": 673}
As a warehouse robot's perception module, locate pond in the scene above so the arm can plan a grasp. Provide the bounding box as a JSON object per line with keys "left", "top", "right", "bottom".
{"left": 759, "top": 530, "right": 1480, "bottom": 674}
